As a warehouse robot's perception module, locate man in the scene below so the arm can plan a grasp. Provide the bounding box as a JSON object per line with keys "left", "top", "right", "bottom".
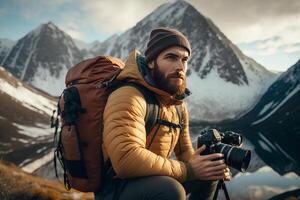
{"left": 97, "top": 28, "right": 231, "bottom": 200}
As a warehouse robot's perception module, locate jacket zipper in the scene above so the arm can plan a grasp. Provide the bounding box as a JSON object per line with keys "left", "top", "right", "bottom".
{"left": 167, "top": 130, "right": 174, "bottom": 157}
{"left": 178, "top": 134, "right": 182, "bottom": 154}
{"left": 147, "top": 125, "right": 160, "bottom": 149}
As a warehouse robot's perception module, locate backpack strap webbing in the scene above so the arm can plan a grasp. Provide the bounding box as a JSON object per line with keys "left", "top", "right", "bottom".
{"left": 119, "top": 82, "right": 160, "bottom": 135}
{"left": 175, "top": 105, "right": 184, "bottom": 134}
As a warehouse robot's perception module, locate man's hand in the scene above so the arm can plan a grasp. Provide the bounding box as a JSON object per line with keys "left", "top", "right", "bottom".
{"left": 188, "top": 145, "right": 228, "bottom": 181}
{"left": 223, "top": 167, "right": 231, "bottom": 181}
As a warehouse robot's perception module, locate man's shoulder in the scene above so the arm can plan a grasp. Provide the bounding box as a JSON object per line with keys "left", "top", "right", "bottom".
{"left": 108, "top": 84, "right": 147, "bottom": 105}
{"left": 104, "top": 85, "right": 148, "bottom": 118}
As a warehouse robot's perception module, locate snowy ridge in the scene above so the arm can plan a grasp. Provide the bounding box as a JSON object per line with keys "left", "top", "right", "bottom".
{"left": 0, "top": 66, "right": 56, "bottom": 116}
{"left": 249, "top": 59, "right": 300, "bottom": 124}
{"left": 31, "top": 62, "right": 68, "bottom": 96}
{"left": 21, "top": 34, "right": 39, "bottom": 80}
{"left": 187, "top": 68, "right": 268, "bottom": 121}
{"left": 0, "top": 66, "right": 56, "bottom": 171}
{"left": 252, "top": 85, "right": 300, "bottom": 125}
{"left": 21, "top": 151, "right": 53, "bottom": 173}
{"left": 12, "top": 122, "right": 53, "bottom": 138}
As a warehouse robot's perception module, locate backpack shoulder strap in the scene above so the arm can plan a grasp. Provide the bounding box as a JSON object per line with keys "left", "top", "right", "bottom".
{"left": 175, "top": 105, "right": 184, "bottom": 134}
{"left": 117, "top": 82, "right": 159, "bottom": 135}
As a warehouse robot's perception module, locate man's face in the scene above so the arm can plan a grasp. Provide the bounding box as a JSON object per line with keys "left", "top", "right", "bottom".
{"left": 148, "top": 46, "right": 189, "bottom": 95}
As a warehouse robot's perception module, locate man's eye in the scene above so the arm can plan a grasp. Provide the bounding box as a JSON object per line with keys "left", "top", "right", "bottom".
{"left": 167, "top": 56, "right": 177, "bottom": 60}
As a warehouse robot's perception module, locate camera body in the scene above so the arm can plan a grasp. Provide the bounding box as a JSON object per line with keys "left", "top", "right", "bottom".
{"left": 197, "top": 129, "right": 251, "bottom": 172}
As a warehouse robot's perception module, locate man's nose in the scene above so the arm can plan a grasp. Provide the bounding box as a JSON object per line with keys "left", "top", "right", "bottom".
{"left": 176, "top": 61, "right": 186, "bottom": 72}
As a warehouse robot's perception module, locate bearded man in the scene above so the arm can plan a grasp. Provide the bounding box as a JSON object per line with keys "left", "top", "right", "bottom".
{"left": 96, "top": 28, "right": 231, "bottom": 200}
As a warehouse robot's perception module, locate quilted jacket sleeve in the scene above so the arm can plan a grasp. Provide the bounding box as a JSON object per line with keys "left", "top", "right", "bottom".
{"left": 174, "top": 102, "right": 195, "bottom": 162}
{"left": 103, "top": 86, "right": 188, "bottom": 182}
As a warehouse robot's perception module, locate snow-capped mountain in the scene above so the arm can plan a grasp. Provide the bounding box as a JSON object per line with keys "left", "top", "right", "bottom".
{"left": 89, "top": 0, "right": 278, "bottom": 122}
{"left": 0, "top": 66, "right": 55, "bottom": 172}
{"left": 1, "top": 1, "right": 278, "bottom": 121}
{"left": 1, "top": 22, "right": 83, "bottom": 96}
{"left": 239, "top": 59, "right": 300, "bottom": 176}
{"left": 247, "top": 59, "right": 300, "bottom": 125}
{"left": 0, "top": 38, "right": 15, "bottom": 64}
{"left": 199, "top": 59, "right": 300, "bottom": 176}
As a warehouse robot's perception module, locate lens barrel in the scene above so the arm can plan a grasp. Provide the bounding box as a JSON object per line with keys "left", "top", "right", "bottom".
{"left": 214, "top": 143, "right": 251, "bottom": 172}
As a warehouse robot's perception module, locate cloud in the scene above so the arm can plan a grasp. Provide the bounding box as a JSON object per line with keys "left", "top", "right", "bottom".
{"left": 14, "top": 0, "right": 70, "bottom": 20}
{"left": 77, "top": 0, "right": 170, "bottom": 34}
{"left": 7, "top": 0, "right": 300, "bottom": 45}
{"left": 63, "top": 25, "right": 86, "bottom": 41}
{"left": 284, "top": 44, "right": 300, "bottom": 53}
{"left": 55, "top": 11, "right": 87, "bottom": 40}
{"left": 68, "top": 0, "right": 300, "bottom": 51}
{"left": 188, "top": 0, "right": 300, "bottom": 43}
{"left": 242, "top": 34, "right": 300, "bottom": 57}
{"left": 3, "top": 0, "right": 300, "bottom": 61}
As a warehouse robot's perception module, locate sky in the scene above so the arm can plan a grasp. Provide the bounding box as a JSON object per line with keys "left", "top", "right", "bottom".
{"left": 0, "top": 0, "right": 299, "bottom": 72}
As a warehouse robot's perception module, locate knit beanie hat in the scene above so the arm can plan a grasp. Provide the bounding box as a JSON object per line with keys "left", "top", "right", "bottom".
{"left": 145, "top": 28, "right": 191, "bottom": 63}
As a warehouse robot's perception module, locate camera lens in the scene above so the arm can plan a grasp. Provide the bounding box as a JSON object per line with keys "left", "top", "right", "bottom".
{"left": 215, "top": 143, "right": 251, "bottom": 172}
{"left": 222, "top": 131, "right": 243, "bottom": 146}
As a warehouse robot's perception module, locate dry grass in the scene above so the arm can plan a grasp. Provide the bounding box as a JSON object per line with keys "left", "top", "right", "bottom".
{"left": 0, "top": 160, "right": 94, "bottom": 200}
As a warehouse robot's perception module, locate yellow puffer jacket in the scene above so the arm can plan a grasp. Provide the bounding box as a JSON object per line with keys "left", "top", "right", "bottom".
{"left": 102, "top": 50, "right": 194, "bottom": 183}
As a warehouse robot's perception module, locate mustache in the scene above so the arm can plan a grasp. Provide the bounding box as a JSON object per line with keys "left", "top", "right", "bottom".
{"left": 168, "top": 71, "right": 185, "bottom": 79}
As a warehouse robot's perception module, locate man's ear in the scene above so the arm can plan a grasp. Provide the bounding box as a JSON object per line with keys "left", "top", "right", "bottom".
{"left": 147, "top": 61, "right": 155, "bottom": 69}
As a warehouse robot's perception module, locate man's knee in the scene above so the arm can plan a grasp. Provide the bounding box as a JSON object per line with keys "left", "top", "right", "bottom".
{"left": 154, "top": 176, "right": 186, "bottom": 200}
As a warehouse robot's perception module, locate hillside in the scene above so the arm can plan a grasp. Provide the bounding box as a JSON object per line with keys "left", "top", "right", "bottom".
{"left": 0, "top": 160, "right": 93, "bottom": 200}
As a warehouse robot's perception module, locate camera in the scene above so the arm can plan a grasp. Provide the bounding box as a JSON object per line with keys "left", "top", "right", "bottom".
{"left": 197, "top": 129, "right": 251, "bottom": 172}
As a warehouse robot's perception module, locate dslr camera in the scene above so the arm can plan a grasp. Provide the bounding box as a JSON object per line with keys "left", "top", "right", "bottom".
{"left": 197, "top": 129, "right": 251, "bottom": 172}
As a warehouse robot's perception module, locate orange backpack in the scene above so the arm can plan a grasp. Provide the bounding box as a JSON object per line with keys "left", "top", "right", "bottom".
{"left": 51, "top": 56, "right": 162, "bottom": 192}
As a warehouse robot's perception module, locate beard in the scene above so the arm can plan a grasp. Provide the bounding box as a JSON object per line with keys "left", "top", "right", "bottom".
{"left": 151, "top": 61, "right": 186, "bottom": 96}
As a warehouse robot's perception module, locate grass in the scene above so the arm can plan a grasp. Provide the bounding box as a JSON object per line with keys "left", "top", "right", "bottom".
{"left": 0, "top": 160, "right": 94, "bottom": 200}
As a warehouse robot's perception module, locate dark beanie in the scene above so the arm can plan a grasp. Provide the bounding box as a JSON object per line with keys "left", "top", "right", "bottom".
{"left": 145, "top": 28, "right": 191, "bottom": 63}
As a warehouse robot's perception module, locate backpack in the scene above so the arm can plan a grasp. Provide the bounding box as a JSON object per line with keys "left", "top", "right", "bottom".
{"left": 51, "top": 56, "right": 183, "bottom": 192}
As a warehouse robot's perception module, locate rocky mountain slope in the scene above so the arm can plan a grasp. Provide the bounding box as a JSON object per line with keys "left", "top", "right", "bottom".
{"left": 1, "top": 22, "right": 83, "bottom": 96}
{"left": 0, "top": 66, "right": 55, "bottom": 172}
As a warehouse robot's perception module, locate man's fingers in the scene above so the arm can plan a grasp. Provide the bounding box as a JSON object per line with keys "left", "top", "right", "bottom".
{"left": 206, "top": 159, "right": 225, "bottom": 167}
{"left": 224, "top": 167, "right": 230, "bottom": 172}
{"left": 194, "top": 145, "right": 206, "bottom": 155}
{"left": 203, "top": 153, "right": 224, "bottom": 161}
{"left": 223, "top": 171, "right": 232, "bottom": 181}
{"left": 206, "top": 164, "right": 227, "bottom": 172}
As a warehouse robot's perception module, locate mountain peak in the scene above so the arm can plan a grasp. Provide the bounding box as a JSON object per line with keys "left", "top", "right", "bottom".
{"left": 146, "top": 0, "right": 190, "bottom": 22}
{"left": 172, "top": 0, "right": 193, "bottom": 8}
{"left": 27, "top": 21, "right": 60, "bottom": 38}
{"left": 43, "top": 21, "right": 59, "bottom": 30}
{"left": 1, "top": 21, "right": 83, "bottom": 95}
